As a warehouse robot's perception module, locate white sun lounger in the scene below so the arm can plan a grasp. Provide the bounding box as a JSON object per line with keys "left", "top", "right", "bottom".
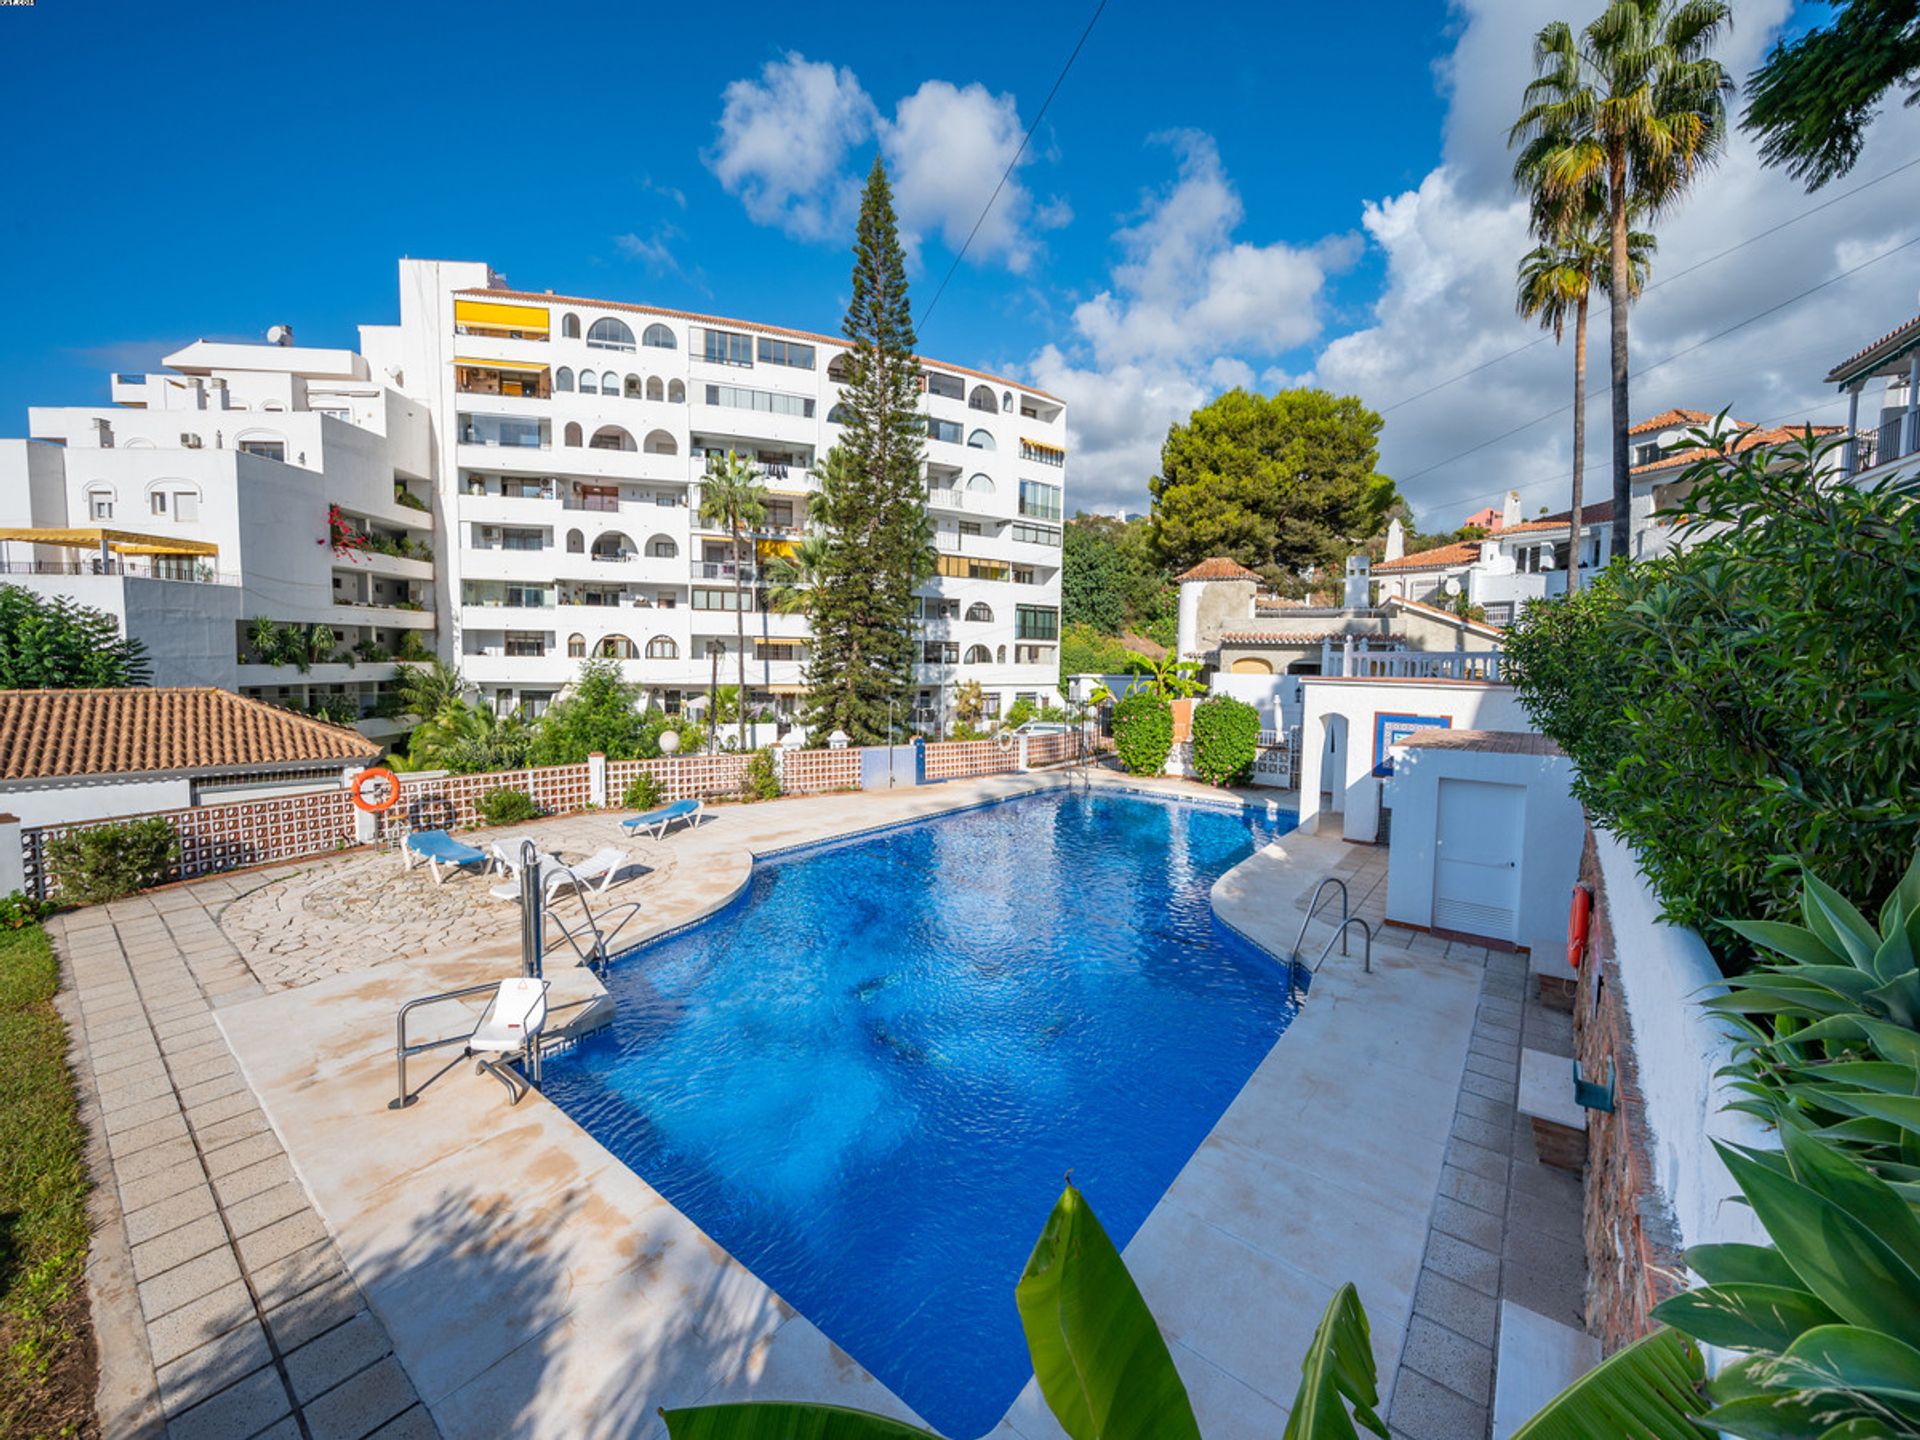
{"left": 466, "top": 977, "right": 549, "bottom": 1104}
{"left": 488, "top": 847, "right": 630, "bottom": 903}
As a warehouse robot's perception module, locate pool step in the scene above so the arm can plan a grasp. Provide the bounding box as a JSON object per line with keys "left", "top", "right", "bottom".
{"left": 1491, "top": 1301, "right": 1600, "bottom": 1439}
{"left": 545, "top": 967, "right": 617, "bottom": 1046}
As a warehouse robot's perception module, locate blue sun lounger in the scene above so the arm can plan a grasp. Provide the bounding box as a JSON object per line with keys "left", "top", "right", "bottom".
{"left": 620, "top": 797, "right": 704, "bottom": 841}
{"left": 402, "top": 829, "right": 489, "bottom": 884}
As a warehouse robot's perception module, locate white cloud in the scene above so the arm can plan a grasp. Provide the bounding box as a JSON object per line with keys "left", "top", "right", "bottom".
{"left": 1024, "top": 133, "right": 1357, "bottom": 514}
{"left": 706, "top": 56, "right": 1060, "bottom": 272}
{"left": 1309, "top": 0, "right": 1920, "bottom": 529}
{"left": 706, "top": 53, "right": 877, "bottom": 242}
{"left": 614, "top": 227, "right": 682, "bottom": 276}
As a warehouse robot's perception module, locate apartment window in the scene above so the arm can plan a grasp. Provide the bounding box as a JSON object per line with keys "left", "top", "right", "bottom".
{"left": 764, "top": 501, "right": 795, "bottom": 529}
{"left": 1020, "top": 439, "right": 1066, "bottom": 467}
{"left": 88, "top": 491, "right": 113, "bottom": 520}
{"left": 646, "top": 635, "right": 678, "bottom": 658}
{"left": 1014, "top": 605, "right": 1059, "bottom": 641}
{"left": 967, "top": 428, "right": 996, "bottom": 451}
{"left": 965, "top": 602, "right": 993, "bottom": 623}
{"left": 150, "top": 491, "right": 168, "bottom": 516}
{"left": 237, "top": 439, "right": 286, "bottom": 461}
{"left": 757, "top": 337, "right": 815, "bottom": 370}
{"left": 701, "top": 328, "right": 754, "bottom": 367}
{"left": 928, "top": 418, "right": 963, "bottom": 445}
{"left": 935, "top": 554, "right": 1010, "bottom": 582}
{"left": 504, "top": 632, "right": 546, "bottom": 658}
{"left": 922, "top": 641, "right": 959, "bottom": 665}
{"left": 756, "top": 639, "right": 804, "bottom": 660}
{"left": 562, "top": 313, "right": 581, "bottom": 338}
{"left": 703, "top": 383, "right": 814, "bottom": 419}
{"left": 504, "top": 585, "right": 549, "bottom": 608}
{"left": 1018, "top": 480, "right": 1063, "bottom": 522}
{"left": 958, "top": 520, "right": 982, "bottom": 537}
{"left": 1011, "top": 521, "right": 1060, "bottom": 546}
{"left": 924, "top": 371, "right": 964, "bottom": 401}
{"left": 567, "top": 633, "right": 585, "bottom": 657}
{"left": 1013, "top": 567, "right": 1036, "bottom": 586}
{"left": 920, "top": 597, "right": 960, "bottom": 620}
{"left": 692, "top": 588, "right": 746, "bottom": 611}
{"left": 1014, "top": 643, "right": 1053, "bottom": 665}
{"left": 642, "top": 324, "right": 676, "bottom": 349}
{"left": 587, "top": 317, "right": 636, "bottom": 351}
{"left": 500, "top": 528, "right": 544, "bottom": 552}
{"left": 173, "top": 491, "right": 199, "bottom": 522}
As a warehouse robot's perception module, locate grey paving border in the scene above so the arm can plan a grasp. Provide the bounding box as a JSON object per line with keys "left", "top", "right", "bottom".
{"left": 1386, "top": 949, "right": 1588, "bottom": 1440}
{"left": 51, "top": 885, "right": 442, "bottom": 1440}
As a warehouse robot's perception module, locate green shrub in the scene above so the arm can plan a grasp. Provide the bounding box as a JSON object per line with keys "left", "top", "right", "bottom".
{"left": 0, "top": 892, "right": 52, "bottom": 930}
{"left": 1506, "top": 433, "right": 1920, "bottom": 963}
{"left": 476, "top": 788, "right": 540, "bottom": 826}
{"left": 621, "top": 773, "right": 662, "bottom": 811}
{"left": 1190, "top": 695, "right": 1260, "bottom": 786}
{"left": 44, "top": 819, "right": 177, "bottom": 904}
{"left": 1112, "top": 691, "right": 1174, "bottom": 776}
{"left": 740, "top": 749, "right": 781, "bottom": 802}
{"left": 1005, "top": 696, "right": 1037, "bottom": 729}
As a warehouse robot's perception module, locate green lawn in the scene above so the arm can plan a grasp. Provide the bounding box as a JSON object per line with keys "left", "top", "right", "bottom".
{"left": 0, "top": 925, "right": 93, "bottom": 1439}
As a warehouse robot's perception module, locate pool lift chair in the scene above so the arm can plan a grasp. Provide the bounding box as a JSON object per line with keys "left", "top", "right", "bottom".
{"left": 389, "top": 840, "right": 639, "bottom": 1110}
{"left": 1285, "top": 877, "right": 1373, "bottom": 1002}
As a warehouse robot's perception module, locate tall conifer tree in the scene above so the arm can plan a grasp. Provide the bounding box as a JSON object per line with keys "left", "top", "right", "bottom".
{"left": 800, "top": 158, "right": 929, "bottom": 744}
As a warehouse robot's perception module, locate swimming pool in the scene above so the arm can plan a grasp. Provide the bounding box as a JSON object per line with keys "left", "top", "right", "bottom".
{"left": 541, "top": 788, "right": 1300, "bottom": 1436}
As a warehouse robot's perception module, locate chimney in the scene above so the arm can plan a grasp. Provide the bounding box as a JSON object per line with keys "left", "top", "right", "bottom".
{"left": 1384, "top": 517, "right": 1405, "bottom": 562}
{"left": 1500, "top": 489, "right": 1522, "bottom": 530}
{"left": 1344, "top": 553, "right": 1372, "bottom": 611}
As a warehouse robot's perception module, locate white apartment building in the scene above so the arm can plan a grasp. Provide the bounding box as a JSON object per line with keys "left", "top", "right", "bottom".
{"left": 1827, "top": 309, "right": 1920, "bottom": 485}
{"left": 0, "top": 257, "right": 1066, "bottom": 737}
{"left": 2, "top": 342, "right": 436, "bottom": 735}
{"left": 359, "top": 259, "right": 1064, "bottom": 727}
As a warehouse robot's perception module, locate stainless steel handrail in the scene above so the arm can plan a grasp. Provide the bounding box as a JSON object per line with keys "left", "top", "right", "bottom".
{"left": 1290, "top": 916, "right": 1374, "bottom": 1002}
{"left": 1292, "top": 877, "right": 1351, "bottom": 961}
{"left": 388, "top": 982, "right": 503, "bottom": 1111}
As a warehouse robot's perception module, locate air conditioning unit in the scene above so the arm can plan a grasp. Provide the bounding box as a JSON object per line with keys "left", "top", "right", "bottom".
{"left": 181, "top": 433, "right": 203, "bottom": 449}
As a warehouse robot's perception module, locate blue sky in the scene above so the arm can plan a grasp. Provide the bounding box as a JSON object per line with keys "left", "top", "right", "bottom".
{"left": 5, "top": 0, "right": 1915, "bottom": 525}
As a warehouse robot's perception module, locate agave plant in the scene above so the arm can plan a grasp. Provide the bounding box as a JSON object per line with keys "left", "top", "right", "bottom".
{"left": 1707, "top": 849, "right": 1920, "bottom": 1196}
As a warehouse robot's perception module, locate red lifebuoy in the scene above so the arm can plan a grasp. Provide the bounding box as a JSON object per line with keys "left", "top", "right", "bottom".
{"left": 351, "top": 767, "right": 401, "bottom": 814}
{"left": 1567, "top": 883, "right": 1593, "bottom": 970}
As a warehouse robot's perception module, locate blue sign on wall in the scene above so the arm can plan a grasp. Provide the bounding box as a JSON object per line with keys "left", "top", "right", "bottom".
{"left": 1372, "top": 712, "right": 1451, "bottom": 776}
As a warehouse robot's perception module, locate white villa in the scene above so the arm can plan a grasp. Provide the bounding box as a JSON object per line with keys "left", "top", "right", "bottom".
{"left": 1828, "top": 309, "right": 1920, "bottom": 485}
{"left": 0, "top": 259, "right": 1067, "bottom": 734}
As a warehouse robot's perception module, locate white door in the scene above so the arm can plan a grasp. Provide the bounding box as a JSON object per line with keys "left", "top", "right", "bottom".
{"left": 1432, "top": 778, "right": 1525, "bottom": 942}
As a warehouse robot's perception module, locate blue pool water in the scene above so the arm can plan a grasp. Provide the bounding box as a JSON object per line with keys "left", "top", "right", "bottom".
{"left": 542, "top": 789, "right": 1299, "bottom": 1437}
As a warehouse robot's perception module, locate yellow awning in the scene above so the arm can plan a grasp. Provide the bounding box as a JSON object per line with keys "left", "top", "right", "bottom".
{"left": 454, "top": 356, "right": 550, "bottom": 375}
{"left": 756, "top": 539, "right": 799, "bottom": 560}
{"left": 454, "top": 298, "right": 551, "bottom": 333}
{"left": 0, "top": 526, "right": 219, "bottom": 557}
{"left": 767, "top": 684, "right": 808, "bottom": 695}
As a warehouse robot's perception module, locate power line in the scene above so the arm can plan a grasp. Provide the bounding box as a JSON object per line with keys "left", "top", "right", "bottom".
{"left": 917, "top": 0, "right": 1110, "bottom": 331}
{"left": 1379, "top": 151, "right": 1920, "bottom": 415}
{"left": 1393, "top": 230, "right": 1920, "bottom": 486}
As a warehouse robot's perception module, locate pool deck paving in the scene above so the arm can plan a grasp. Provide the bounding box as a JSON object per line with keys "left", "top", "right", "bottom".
{"left": 51, "top": 765, "right": 1584, "bottom": 1439}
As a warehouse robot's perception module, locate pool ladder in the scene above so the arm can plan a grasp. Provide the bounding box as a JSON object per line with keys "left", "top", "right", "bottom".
{"left": 1287, "top": 877, "right": 1373, "bottom": 1001}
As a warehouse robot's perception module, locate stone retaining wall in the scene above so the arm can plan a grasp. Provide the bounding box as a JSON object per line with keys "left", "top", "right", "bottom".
{"left": 1572, "top": 828, "right": 1687, "bottom": 1350}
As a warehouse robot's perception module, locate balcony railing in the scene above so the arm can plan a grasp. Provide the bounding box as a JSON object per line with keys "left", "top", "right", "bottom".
{"left": 0, "top": 558, "right": 240, "bottom": 586}
{"left": 691, "top": 560, "right": 758, "bottom": 582}
{"left": 1874, "top": 413, "right": 1917, "bottom": 470}
{"left": 1329, "top": 648, "right": 1506, "bottom": 682}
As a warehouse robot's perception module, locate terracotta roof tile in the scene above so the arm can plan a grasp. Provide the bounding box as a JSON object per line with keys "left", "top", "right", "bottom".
{"left": 458, "top": 288, "right": 1059, "bottom": 402}
{"left": 1631, "top": 423, "right": 1844, "bottom": 475}
{"left": 1375, "top": 541, "right": 1479, "bottom": 573}
{"left": 1500, "top": 500, "right": 1615, "bottom": 535}
{"left": 1216, "top": 630, "right": 1382, "bottom": 645}
{"left": 1173, "top": 556, "right": 1263, "bottom": 583}
{"left": 1825, "top": 312, "right": 1920, "bottom": 385}
{"left": 0, "top": 688, "right": 380, "bottom": 783}
{"left": 1384, "top": 596, "right": 1509, "bottom": 639}
{"left": 1628, "top": 407, "right": 1722, "bottom": 436}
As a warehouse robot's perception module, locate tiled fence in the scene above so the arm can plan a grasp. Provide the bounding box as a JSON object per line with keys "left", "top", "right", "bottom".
{"left": 22, "top": 733, "right": 1081, "bottom": 899}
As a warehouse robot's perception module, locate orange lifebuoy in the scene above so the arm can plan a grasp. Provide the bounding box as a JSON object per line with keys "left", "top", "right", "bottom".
{"left": 351, "top": 767, "right": 401, "bottom": 814}
{"left": 1567, "top": 882, "right": 1593, "bottom": 970}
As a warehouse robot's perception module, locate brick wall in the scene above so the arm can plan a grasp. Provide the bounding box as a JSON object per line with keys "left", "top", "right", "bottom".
{"left": 1573, "top": 827, "right": 1688, "bottom": 1350}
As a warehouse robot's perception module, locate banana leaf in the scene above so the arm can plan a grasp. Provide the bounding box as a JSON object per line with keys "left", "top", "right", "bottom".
{"left": 1505, "top": 1327, "right": 1709, "bottom": 1438}
{"left": 660, "top": 1404, "right": 937, "bottom": 1439}
{"left": 1014, "top": 1184, "right": 1201, "bottom": 1440}
{"left": 1281, "top": 1283, "right": 1388, "bottom": 1439}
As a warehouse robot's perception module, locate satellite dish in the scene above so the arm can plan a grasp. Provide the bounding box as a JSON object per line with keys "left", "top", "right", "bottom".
{"left": 1443, "top": 577, "right": 1462, "bottom": 597}
{"left": 266, "top": 325, "right": 294, "bottom": 347}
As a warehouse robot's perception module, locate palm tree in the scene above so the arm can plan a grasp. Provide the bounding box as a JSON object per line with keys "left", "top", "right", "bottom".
{"left": 765, "top": 532, "right": 831, "bottom": 616}
{"left": 1510, "top": 0, "right": 1732, "bottom": 560}
{"left": 697, "top": 450, "right": 768, "bottom": 751}
{"left": 390, "top": 656, "right": 465, "bottom": 721}
{"left": 1514, "top": 203, "right": 1654, "bottom": 590}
